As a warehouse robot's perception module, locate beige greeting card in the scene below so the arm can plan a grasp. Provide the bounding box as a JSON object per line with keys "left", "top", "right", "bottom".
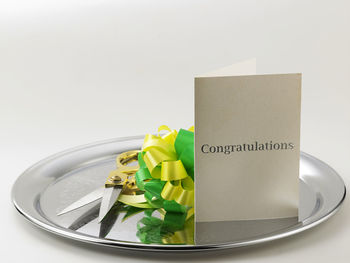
{"left": 195, "top": 62, "right": 301, "bottom": 224}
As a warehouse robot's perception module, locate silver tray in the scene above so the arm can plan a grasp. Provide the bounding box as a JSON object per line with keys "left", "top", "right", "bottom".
{"left": 12, "top": 136, "right": 346, "bottom": 251}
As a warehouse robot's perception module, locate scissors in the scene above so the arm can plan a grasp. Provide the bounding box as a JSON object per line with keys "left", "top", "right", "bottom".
{"left": 57, "top": 150, "right": 140, "bottom": 222}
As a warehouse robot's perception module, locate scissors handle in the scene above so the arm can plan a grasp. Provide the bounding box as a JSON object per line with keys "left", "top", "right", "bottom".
{"left": 105, "top": 150, "right": 140, "bottom": 188}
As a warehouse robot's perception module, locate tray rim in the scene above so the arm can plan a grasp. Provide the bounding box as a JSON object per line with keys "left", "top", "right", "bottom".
{"left": 11, "top": 136, "right": 347, "bottom": 252}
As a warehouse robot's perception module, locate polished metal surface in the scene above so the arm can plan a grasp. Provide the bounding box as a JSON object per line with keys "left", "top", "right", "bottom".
{"left": 57, "top": 187, "right": 104, "bottom": 216}
{"left": 98, "top": 187, "right": 122, "bottom": 222}
{"left": 11, "top": 136, "right": 346, "bottom": 251}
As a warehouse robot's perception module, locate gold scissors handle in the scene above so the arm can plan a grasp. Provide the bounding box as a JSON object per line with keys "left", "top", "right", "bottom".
{"left": 105, "top": 150, "right": 140, "bottom": 188}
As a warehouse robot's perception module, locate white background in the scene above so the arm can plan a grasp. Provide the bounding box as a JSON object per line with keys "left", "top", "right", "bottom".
{"left": 1, "top": 0, "right": 349, "bottom": 262}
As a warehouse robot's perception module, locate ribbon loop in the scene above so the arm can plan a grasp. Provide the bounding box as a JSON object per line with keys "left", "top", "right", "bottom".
{"left": 161, "top": 160, "right": 188, "bottom": 181}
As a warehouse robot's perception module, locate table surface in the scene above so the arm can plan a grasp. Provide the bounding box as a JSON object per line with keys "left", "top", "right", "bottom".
{"left": 1, "top": 0, "right": 349, "bottom": 262}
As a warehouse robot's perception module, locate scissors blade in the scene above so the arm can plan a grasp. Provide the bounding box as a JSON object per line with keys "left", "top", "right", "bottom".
{"left": 99, "top": 202, "right": 123, "bottom": 238}
{"left": 57, "top": 187, "right": 104, "bottom": 216}
{"left": 98, "top": 186, "right": 122, "bottom": 222}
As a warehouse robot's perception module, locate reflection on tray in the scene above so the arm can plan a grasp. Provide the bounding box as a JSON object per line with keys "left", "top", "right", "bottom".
{"left": 67, "top": 202, "right": 194, "bottom": 245}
